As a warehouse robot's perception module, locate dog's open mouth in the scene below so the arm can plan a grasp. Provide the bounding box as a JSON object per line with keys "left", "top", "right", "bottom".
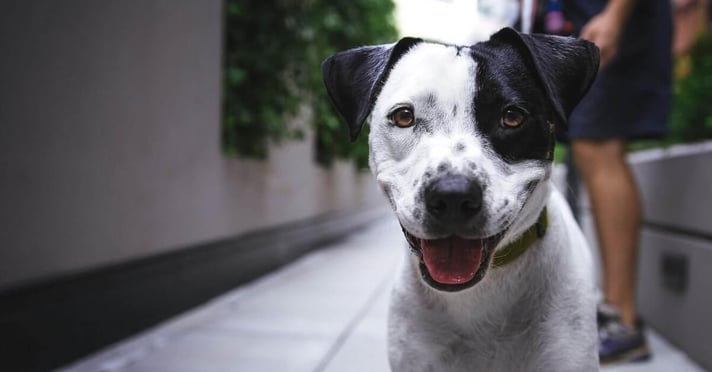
{"left": 403, "top": 230, "right": 503, "bottom": 292}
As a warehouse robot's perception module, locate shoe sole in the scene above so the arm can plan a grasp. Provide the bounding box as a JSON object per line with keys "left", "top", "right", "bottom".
{"left": 600, "top": 343, "right": 652, "bottom": 366}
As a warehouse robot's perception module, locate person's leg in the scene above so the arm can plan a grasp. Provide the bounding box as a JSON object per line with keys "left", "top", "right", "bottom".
{"left": 571, "top": 138, "right": 640, "bottom": 328}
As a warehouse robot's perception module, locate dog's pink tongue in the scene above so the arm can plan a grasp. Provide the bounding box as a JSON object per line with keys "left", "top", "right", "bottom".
{"left": 420, "top": 237, "right": 483, "bottom": 285}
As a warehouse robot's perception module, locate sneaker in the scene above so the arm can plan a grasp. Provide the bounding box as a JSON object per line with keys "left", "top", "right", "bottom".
{"left": 597, "top": 303, "right": 652, "bottom": 365}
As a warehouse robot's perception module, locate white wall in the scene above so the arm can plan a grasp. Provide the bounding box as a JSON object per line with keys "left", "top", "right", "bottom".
{"left": 0, "top": 0, "right": 385, "bottom": 289}
{"left": 393, "top": 0, "right": 512, "bottom": 44}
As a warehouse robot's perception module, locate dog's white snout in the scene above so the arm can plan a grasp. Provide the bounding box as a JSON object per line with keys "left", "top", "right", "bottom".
{"left": 424, "top": 175, "right": 483, "bottom": 226}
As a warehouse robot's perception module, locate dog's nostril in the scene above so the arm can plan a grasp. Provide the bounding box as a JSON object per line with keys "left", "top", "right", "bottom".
{"left": 461, "top": 198, "right": 481, "bottom": 217}
{"left": 427, "top": 199, "right": 448, "bottom": 216}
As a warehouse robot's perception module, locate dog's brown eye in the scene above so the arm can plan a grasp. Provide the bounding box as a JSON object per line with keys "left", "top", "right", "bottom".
{"left": 502, "top": 108, "right": 525, "bottom": 128}
{"left": 392, "top": 107, "right": 415, "bottom": 128}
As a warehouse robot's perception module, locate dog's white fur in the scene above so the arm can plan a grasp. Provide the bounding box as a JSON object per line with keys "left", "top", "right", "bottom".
{"left": 366, "top": 43, "right": 598, "bottom": 371}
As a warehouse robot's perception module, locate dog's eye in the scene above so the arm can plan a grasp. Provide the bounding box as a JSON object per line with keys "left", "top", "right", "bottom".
{"left": 392, "top": 107, "right": 415, "bottom": 128}
{"left": 502, "top": 108, "right": 526, "bottom": 128}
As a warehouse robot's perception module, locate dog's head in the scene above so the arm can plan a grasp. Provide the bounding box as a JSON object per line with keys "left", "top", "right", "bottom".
{"left": 323, "top": 28, "right": 598, "bottom": 292}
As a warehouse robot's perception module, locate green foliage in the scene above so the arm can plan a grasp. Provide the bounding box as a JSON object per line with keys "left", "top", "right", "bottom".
{"left": 668, "top": 35, "right": 712, "bottom": 143}
{"left": 223, "top": 1, "right": 302, "bottom": 158}
{"left": 223, "top": 0, "right": 398, "bottom": 167}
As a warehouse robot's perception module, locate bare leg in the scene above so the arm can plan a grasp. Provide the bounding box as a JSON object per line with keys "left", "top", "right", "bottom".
{"left": 572, "top": 139, "right": 640, "bottom": 328}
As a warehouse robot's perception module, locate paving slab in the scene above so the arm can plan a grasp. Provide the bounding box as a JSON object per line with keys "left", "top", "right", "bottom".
{"left": 60, "top": 216, "right": 707, "bottom": 372}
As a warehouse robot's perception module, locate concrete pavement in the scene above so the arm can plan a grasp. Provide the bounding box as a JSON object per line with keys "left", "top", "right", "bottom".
{"left": 60, "top": 216, "right": 706, "bottom": 372}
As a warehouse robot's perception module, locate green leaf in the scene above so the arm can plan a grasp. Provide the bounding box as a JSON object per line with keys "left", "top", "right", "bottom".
{"left": 222, "top": 0, "right": 397, "bottom": 163}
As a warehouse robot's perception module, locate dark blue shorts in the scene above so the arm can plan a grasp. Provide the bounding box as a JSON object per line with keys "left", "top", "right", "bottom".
{"left": 564, "top": 0, "right": 673, "bottom": 141}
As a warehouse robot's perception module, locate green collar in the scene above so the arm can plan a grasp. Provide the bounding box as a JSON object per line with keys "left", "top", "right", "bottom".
{"left": 491, "top": 208, "right": 548, "bottom": 268}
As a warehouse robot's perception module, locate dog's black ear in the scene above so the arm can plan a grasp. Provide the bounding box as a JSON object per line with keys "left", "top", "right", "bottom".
{"left": 488, "top": 27, "right": 599, "bottom": 127}
{"left": 322, "top": 37, "right": 422, "bottom": 141}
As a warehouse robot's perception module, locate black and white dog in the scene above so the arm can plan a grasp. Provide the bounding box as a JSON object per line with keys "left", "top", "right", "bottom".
{"left": 322, "top": 28, "right": 600, "bottom": 371}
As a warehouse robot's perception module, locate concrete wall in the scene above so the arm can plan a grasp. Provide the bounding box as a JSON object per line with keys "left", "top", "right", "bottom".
{"left": 631, "top": 142, "right": 712, "bottom": 370}
{"left": 0, "top": 0, "right": 385, "bottom": 290}
{"left": 575, "top": 141, "right": 712, "bottom": 370}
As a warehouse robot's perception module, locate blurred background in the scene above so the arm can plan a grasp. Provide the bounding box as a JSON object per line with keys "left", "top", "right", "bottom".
{"left": 1, "top": 0, "right": 711, "bottom": 371}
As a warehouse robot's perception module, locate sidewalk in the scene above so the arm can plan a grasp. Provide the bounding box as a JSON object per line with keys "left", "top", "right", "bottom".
{"left": 60, "top": 216, "right": 706, "bottom": 372}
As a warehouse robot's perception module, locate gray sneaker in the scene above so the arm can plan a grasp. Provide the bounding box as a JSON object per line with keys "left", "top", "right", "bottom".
{"left": 597, "top": 304, "right": 652, "bottom": 365}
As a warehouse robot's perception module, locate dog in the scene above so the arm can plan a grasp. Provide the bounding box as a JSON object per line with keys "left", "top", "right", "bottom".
{"left": 322, "top": 28, "right": 600, "bottom": 371}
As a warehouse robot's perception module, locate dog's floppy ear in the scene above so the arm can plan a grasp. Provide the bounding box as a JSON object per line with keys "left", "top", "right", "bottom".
{"left": 488, "top": 27, "right": 599, "bottom": 127}
{"left": 322, "top": 37, "right": 422, "bottom": 140}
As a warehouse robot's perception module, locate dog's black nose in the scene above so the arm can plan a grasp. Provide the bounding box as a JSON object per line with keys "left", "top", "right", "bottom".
{"left": 425, "top": 175, "right": 483, "bottom": 225}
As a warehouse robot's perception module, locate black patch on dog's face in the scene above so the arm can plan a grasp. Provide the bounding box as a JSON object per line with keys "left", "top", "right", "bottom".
{"left": 471, "top": 46, "right": 556, "bottom": 163}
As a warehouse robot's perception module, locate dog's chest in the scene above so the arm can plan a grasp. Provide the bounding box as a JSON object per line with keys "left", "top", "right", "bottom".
{"left": 398, "top": 313, "right": 554, "bottom": 372}
{"left": 394, "top": 296, "right": 585, "bottom": 372}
